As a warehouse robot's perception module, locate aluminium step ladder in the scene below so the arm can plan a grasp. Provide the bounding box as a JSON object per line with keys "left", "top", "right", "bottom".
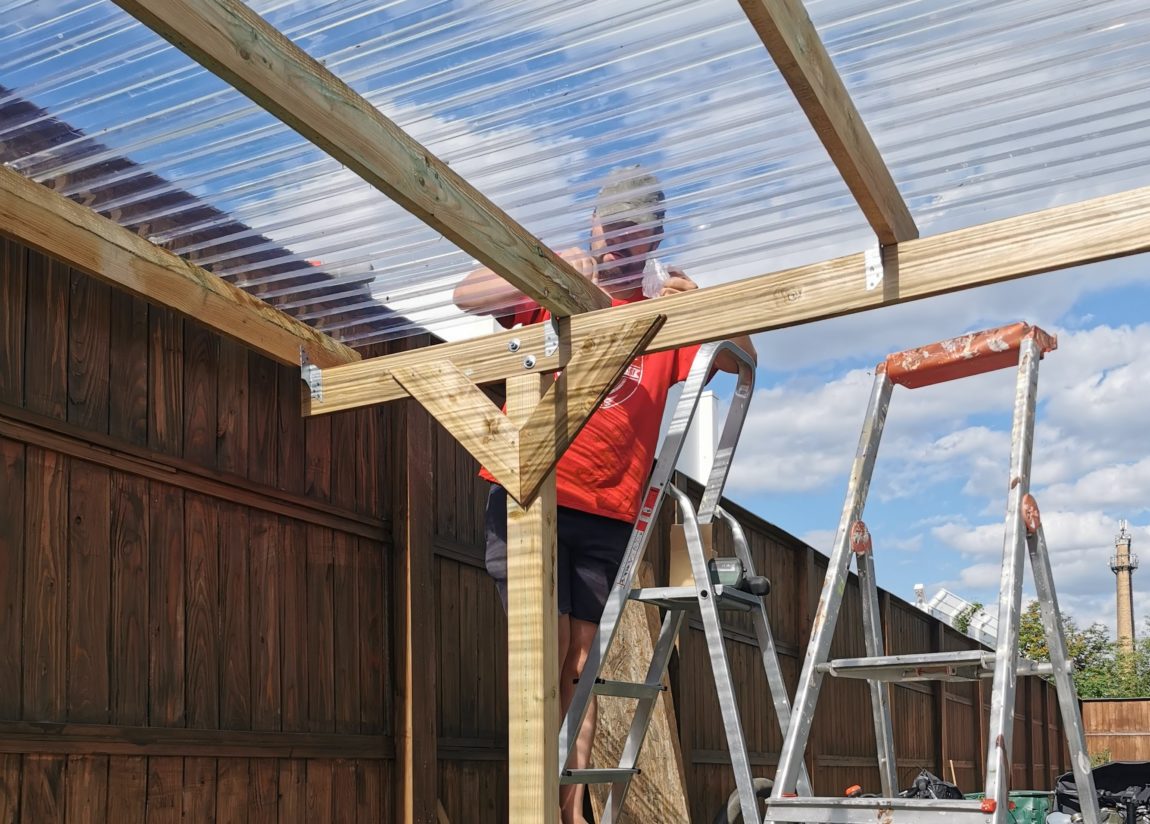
{"left": 557, "top": 340, "right": 811, "bottom": 824}
{"left": 765, "top": 323, "right": 1101, "bottom": 824}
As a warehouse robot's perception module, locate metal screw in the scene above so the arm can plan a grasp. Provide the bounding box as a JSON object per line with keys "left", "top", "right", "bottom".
{"left": 508, "top": 338, "right": 521, "bottom": 353}
{"left": 523, "top": 355, "right": 537, "bottom": 369}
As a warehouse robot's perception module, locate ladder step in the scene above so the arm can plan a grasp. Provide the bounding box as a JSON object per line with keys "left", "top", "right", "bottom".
{"left": 818, "top": 651, "right": 1052, "bottom": 682}
{"left": 591, "top": 678, "right": 666, "bottom": 699}
{"left": 766, "top": 795, "right": 984, "bottom": 823}
{"left": 560, "top": 768, "right": 640, "bottom": 785}
{"left": 629, "top": 585, "right": 760, "bottom": 612}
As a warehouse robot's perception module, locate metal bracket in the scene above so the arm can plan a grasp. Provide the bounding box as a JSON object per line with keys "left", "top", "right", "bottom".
{"left": 864, "top": 244, "right": 884, "bottom": 291}
{"left": 300, "top": 347, "right": 323, "bottom": 401}
{"left": 544, "top": 316, "right": 560, "bottom": 358}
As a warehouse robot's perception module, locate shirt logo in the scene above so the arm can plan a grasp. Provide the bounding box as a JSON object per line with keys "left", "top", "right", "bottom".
{"left": 602, "top": 357, "right": 643, "bottom": 409}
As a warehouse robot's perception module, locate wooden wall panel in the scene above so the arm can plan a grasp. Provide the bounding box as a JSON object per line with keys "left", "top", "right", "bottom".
{"left": 0, "top": 246, "right": 395, "bottom": 821}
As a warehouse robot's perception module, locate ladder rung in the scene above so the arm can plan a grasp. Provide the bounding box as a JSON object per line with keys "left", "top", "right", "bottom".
{"left": 560, "top": 768, "right": 640, "bottom": 785}
{"left": 629, "top": 585, "right": 760, "bottom": 611}
{"left": 592, "top": 678, "right": 666, "bottom": 699}
{"left": 766, "top": 795, "right": 984, "bottom": 823}
{"left": 818, "top": 651, "right": 1052, "bottom": 682}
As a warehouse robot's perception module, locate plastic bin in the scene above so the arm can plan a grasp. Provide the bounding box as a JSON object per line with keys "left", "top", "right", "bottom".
{"left": 963, "top": 791, "right": 1053, "bottom": 824}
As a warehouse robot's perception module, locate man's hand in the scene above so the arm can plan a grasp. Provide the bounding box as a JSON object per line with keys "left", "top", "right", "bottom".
{"left": 658, "top": 266, "right": 699, "bottom": 297}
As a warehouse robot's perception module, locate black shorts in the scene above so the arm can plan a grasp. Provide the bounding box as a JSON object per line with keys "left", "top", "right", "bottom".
{"left": 484, "top": 485, "right": 633, "bottom": 624}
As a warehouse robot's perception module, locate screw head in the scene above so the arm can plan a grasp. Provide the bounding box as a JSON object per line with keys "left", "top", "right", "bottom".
{"left": 523, "top": 355, "right": 537, "bottom": 369}
{"left": 508, "top": 338, "right": 521, "bottom": 353}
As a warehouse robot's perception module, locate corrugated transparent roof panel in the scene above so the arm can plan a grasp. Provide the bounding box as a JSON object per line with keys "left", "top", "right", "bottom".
{"left": 2, "top": 0, "right": 1148, "bottom": 349}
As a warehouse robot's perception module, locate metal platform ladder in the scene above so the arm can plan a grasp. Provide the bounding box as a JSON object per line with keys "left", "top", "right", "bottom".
{"left": 766, "top": 323, "right": 1101, "bottom": 824}
{"left": 558, "top": 341, "right": 811, "bottom": 824}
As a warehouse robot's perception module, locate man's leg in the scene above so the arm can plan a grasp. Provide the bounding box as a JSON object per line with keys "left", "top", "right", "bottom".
{"left": 560, "top": 617, "right": 598, "bottom": 824}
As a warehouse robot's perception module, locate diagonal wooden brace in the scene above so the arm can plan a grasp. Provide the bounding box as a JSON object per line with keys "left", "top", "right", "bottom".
{"left": 393, "top": 314, "right": 665, "bottom": 507}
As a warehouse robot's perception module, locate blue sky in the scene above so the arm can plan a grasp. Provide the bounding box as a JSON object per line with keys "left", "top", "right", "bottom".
{"left": 5, "top": 0, "right": 1148, "bottom": 636}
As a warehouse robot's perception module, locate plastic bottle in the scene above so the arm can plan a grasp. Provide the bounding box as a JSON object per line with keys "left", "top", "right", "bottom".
{"left": 641, "top": 257, "right": 670, "bottom": 298}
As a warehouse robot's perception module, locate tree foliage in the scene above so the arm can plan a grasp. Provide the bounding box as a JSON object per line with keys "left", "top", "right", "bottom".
{"left": 1017, "top": 602, "right": 1150, "bottom": 698}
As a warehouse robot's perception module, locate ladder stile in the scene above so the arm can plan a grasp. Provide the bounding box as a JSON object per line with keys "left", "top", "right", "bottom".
{"left": 717, "top": 505, "right": 814, "bottom": 797}
{"left": 1027, "top": 515, "right": 1102, "bottom": 824}
{"left": 855, "top": 527, "right": 898, "bottom": 798}
{"left": 983, "top": 336, "right": 1041, "bottom": 823}
{"left": 771, "top": 370, "right": 894, "bottom": 806}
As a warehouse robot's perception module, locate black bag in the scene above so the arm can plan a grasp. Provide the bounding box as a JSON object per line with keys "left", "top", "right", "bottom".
{"left": 898, "top": 768, "right": 964, "bottom": 800}
{"left": 1055, "top": 761, "right": 1150, "bottom": 813}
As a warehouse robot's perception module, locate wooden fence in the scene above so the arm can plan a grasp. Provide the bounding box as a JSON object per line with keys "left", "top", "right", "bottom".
{"left": 0, "top": 238, "right": 397, "bottom": 821}
{"left": 0, "top": 237, "right": 1071, "bottom": 821}
{"left": 1083, "top": 699, "right": 1150, "bottom": 762}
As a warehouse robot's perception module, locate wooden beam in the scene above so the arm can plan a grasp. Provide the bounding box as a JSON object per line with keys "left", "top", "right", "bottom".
{"left": 0, "top": 165, "right": 357, "bottom": 368}
{"left": 738, "top": 0, "right": 917, "bottom": 243}
{"left": 305, "top": 183, "right": 1150, "bottom": 415}
{"left": 392, "top": 347, "right": 439, "bottom": 824}
{"left": 504, "top": 373, "right": 560, "bottom": 822}
{"left": 111, "top": 0, "right": 610, "bottom": 318}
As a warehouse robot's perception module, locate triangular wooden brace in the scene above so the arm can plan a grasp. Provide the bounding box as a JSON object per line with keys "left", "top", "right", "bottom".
{"left": 393, "top": 313, "right": 663, "bottom": 507}
{"left": 392, "top": 361, "right": 521, "bottom": 493}
{"left": 516, "top": 314, "right": 666, "bottom": 506}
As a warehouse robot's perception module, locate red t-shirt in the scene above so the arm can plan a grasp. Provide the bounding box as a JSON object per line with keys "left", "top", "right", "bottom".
{"left": 479, "top": 295, "right": 700, "bottom": 523}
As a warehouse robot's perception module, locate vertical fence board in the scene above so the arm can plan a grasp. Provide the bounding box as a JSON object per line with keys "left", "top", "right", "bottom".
{"left": 247, "top": 353, "right": 277, "bottom": 488}
{"left": 215, "top": 759, "right": 248, "bottom": 824}
{"left": 147, "top": 308, "right": 183, "bottom": 456}
{"left": 0, "top": 754, "right": 21, "bottom": 824}
{"left": 67, "top": 462, "right": 111, "bottom": 723}
{"left": 23, "top": 447, "right": 67, "bottom": 721}
{"left": 64, "top": 756, "right": 108, "bottom": 824}
{"left": 145, "top": 758, "right": 181, "bottom": 824}
{"left": 220, "top": 504, "right": 252, "bottom": 731}
{"left": 185, "top": 493, "right": 220, "bottom": 730}
{"left": 358, "top": 537, "right": 385, "bottom": 735}
{"left": 250, "top": 513, "right": 281, "bottom": 732}
{"left": 0, "top": 439, "right": 25, "bottom": 718}
{"left": 248, "top": 759, "right": 278, "bottom": 824}
{"left": 183, "top": 323, "right": 219, "bottom": 469}
{"left": 107, "top": 291, "right": 149, "bottom": 448}
{"left": 216, "top": 338, "right": 249, "bottom": 476}
{"left": 0, "top": 239, "right": 26, "bottom": 406}
{"left": 105, "top": 756, "right": 146, "bottom": 824}
{"left": 24, "top": 255, "right": 68, "bottom": 421}
{"left": 281, "top": 521, "right": 308, "bottom": 734}
{"left": 306, "top": 527, "right": 336, "bottom": 733}
{"left": 182, "top": 757, "right": 216, "bottom": 824}
{"left": 148, "top": 483, "right": 185, "bottom": 727}
{"left": 333, "top": 533, "right": 360, "bottom": 736}
{"left": 67, "top": 274, "right": 111, "bottom": 433}
{"left": 20, "top": 756, "right": 64, "bottom": 824}
{"left": 275, "top": 364, "right": 304, "bottom": 496}
{"left": 110, "top": 473, "right": 149, "bottom": 726}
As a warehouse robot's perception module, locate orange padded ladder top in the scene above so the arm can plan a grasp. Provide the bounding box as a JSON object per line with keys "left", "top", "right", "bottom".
{"left": 879, "top": 322, "right": 1057, "bottom": 389}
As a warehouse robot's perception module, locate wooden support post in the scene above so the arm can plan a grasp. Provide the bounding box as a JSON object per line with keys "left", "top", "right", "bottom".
{"left": 505, "top": 373, "right": 560, "bottom": 821}
{"left": 393, "top": 339, "right": 438, "bottom": 824}
{"left": 933, "top": 622, "right": 948, "bottom": 780}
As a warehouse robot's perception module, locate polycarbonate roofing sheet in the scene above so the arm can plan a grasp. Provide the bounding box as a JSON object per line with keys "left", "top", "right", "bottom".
{"left": 2, "top": 0, "right": 1149, "bottom": 349}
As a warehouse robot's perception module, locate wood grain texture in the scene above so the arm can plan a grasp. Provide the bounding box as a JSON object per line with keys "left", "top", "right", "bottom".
{"left": 504, "top": 373, "right": 559, "bottom": 823}
{"left": 219, "top": 504, "right": 252, "bottom": 730}
{"left": 0, "top": 238, "right": 26, "bottom": 406}
{"left": 737, "top": 0, "right": 916, "bottom": 243}
{"left": 107, "top": 291, "right": 149, "bottom": 448}
{"left": 108, "top": 0, "right": 609, "bottom": 317}
{"left": 184, "top": 493, "right": 220, "bottom": 730}
{"left": 307, "top": 183, "right": 1150, "bottom": 414}
{"left": 0, "top": 166, "right": 358, "bottom": 368}
{"left": 0, "top": 438, "right": 25, "bottom": 719}
{"left": 67, "top": 273, "right": 112, "bottom": 433}
{"left": 105, "top": 756, "right": 146, "bottom": 824}
{"left": 392, "top": 361, "right": 520, "bottom": 495}
{"left": 392, "top": 387, "right": 438, "bottom": 824}
{"left": 24, "top": 255, "right": 69, "bottom": 421}
{"left": 516, "top": 314, "right": 664, "bottom": 504}
{"left": 110, "top": 473, "right": 149, "bottom": 726}
{"left": 148, "top": 482, "right": 186, "bottom": 727}
{"left": 67, "top": 462, "right": 111, "bottom": 723}
{"left": 24, "top": 447, "right": 68, "bottom": 721}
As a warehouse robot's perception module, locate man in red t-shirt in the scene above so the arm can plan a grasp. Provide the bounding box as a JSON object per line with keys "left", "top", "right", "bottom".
{"left": 454, "top": 167, "right": 756, "bottom": 824}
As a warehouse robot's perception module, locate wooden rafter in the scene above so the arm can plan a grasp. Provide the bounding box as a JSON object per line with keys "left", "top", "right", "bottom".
{"left": 305, "top": 183, "right": 1150, "bottom": 415}
{"left": 111, "top": 0, "right": 610, "bottom": 318}
{"left": 0, "top": 165, "right": 358, "bottom": 369}
{"left": 394, "top": 315, "right": 664, "bottom": 505}
{"left": 738, "top": 0, "right": 918, "bottom": 244}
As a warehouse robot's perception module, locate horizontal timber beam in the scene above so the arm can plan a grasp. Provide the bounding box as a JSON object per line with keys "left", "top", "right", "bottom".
{"left": 738, "top": 0, "right": 918, "bottom": 244}
{"left": 112, "top": 0, "right": 609, "bottom": 318}
{"left": 0, "top": 165, "right": 358, "bottom": 368}
{"left": 304, "top": 184, "right": 1150, "bottom": 416}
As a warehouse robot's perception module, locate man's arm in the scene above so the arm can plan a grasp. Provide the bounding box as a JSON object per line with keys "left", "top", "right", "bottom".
{"left": 658, "top": 270, "right": 758, "bottom": 374}
{"left": 453, "top": 247, "right": 596, "bottom": 318}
